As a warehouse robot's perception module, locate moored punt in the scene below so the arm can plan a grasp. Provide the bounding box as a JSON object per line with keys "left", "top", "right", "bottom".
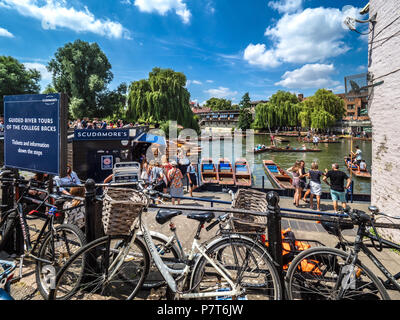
{"left": 200, "top": 158, "right": 218, "bottom": 184}
{"left": 217, "top": 158, "right": 236, "bottom": 185}
{"left": 340, "top": 135, "right": 372, "bottom": 141}
{"left": 254, "top": 146, "right": 322, "bottom": 153}
{"left": 344, "top": 158, "right": 372, "bottom": 179}
{"left": 302, "top": 138, "right": 340, "bottom": 143}
{"left": 263, "top": 160, "right": 294, "bottom": 190}
{"left": 274, "top": 137, "right": 290, "bottom": 143}
{"left": 234, "top": 158, "right": 252, "bottom": 187}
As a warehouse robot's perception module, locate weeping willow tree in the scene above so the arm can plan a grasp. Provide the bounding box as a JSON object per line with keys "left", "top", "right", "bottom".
{"left": 253, "top": 91, "right": 301, "bottom": 130}
{"left": 298, "top": 89, "right": 345, "bottom": 130}
{"left": 126, "top": 68, "right": 199, "bottom": 132}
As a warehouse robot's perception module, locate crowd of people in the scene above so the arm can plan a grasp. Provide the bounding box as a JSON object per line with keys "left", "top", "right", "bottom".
{"left": 287, "top": 160, "right": 352, "bottom": 213}
{"left": 69, "top": 118, "right": 141, "bottom": 130}
{"left": 138, "top": 152, "right": 198, "bottom": 205}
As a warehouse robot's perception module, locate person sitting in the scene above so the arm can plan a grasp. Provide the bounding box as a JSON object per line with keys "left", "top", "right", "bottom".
{"left": 54, "top": 165, "right": 81, "bottom": 195}
{"left": 301, "top": 144, "right": 307, "bottom": 150}
{"left": 285, "top": 144, "right": 291, "bottom": 150}
{"left": 358, "top": 159, "right": 367, "bottom": 173}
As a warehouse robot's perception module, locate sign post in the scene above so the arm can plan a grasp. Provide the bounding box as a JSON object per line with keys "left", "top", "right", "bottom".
{"left": 3, "top": 93, "right": 68, "bottom": 177}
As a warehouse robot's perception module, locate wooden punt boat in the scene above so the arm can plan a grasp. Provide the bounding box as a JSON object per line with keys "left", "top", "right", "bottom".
{"left": 274, "top": 137, "right": 290, "bottom": 143}
{"left": 302, "top": 138, "right": 340, "bottom": 143}
{"left": 217, "top": 158, "right": 236, "bottom": 185}
{"left": 234, "top": 158, "right": 252, "bottom": 187}
{"left": 200, "top": 158, "right": 218, "bottom": 184}
{"left": 344, "top": 158, "right": 371, "bottom": 179}
{"left": 263, "top": 160, "right": 294, "bottom": 190}
{"left": 254, "top": 146, "right": 322, "bottom": 153}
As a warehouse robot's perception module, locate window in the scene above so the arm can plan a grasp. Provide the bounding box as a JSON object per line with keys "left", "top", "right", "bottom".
{"left": 347, "top": 104, "right": 355, "bottom": 110}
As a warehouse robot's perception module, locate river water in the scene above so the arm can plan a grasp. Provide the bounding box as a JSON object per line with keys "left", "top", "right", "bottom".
{"left": 196, "top": 134, "right": 372, "bottom": 195}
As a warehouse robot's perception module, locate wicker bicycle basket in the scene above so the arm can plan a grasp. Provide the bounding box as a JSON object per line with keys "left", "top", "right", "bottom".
{"left": 231, "top": 189, "right": 268, "bottom": 233}
{"left": 102, "top": 187, "right": 149, "bottom": 236}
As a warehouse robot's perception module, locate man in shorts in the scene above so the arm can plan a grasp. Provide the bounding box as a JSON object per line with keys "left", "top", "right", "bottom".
{"left": 323, "top": 163, "right": 352, "bottom": 213}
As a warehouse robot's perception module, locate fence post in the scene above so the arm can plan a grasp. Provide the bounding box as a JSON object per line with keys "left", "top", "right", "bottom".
{"left": 84, "top": 178, "right": 97, "bottom": 243}
{"left": 266, "top": 191, "right": 284, "bottom": 298}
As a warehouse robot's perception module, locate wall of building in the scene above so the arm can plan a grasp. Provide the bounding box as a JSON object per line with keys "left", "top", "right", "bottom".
{"left": 369, "top": 0, "right": 400, "bottom": 242}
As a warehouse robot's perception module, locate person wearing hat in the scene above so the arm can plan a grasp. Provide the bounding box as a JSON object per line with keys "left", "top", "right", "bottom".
{"left": 168, "top": 161, "right": 184, "bottom": 205}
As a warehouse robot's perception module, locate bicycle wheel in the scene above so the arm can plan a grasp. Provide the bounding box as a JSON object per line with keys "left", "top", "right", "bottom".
{"left": 191, "top": 236, "right": 282, "bottom": 300}
{"left": 35, "top": 223, "right": 86, "bottom": 299}
{"left": 0, "top": 210, "right": 18, "bottom": 252}
{"left": 140, "top": 231, "right": 182, "bottom": 290}
{"left": 48, "top": 234, "right": 150, "bottom": 300}
{"left": 285, "top": 247, "right": 390, "bottom": 300}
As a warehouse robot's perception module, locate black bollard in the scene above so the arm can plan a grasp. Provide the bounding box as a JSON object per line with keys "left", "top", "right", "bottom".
{"left": 266, "top": 191, "right": 284, "bottom": 297}
{"left": 84, "top": 178, "right": 97, "bottom": 244}
{"left": 82, "top": 178, "right": 100, "bottom": 287}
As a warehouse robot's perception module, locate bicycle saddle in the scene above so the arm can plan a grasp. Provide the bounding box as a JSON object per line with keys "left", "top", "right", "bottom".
{"left": 187, "top": 212, "right": 215, "bottom": 223}
{"left": 156, "top": 209, "right": 182, "bottom": 225}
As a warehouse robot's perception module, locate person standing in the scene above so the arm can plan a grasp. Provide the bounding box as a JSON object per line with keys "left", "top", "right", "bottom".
{"left": 287, "top": 161, "right": 303, "bottom": 207}
{"left": 187, "top": 162, "right": 198, "bottom": 197}
{"left": 351, "top": 145, "right": 363, "bottom": 165}
{"left": 168, "top": 161, "right": 184, "bottom": 205}
{"left": 302, "top": 162, "right": 324, "bottom": 211}
{"left": 323, "top": 163, "right": 352, "bottom": 213}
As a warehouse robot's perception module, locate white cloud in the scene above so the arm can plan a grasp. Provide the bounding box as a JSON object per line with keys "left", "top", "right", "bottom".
{"left": 23, "top": 62, "right": 52, "bottom": 81}
{"left": 268, "top": 0, "right": 302, "bottom": 14}
{"left": 205, "top": 87, "right": 238, "bottom": 99}
{"left": 275, "top": 63, "right": 340, "bottom": 89}
{"left": 206, "top": 80, "right": 214, "bottom": 83}
{"left": 244, "top": 6, "right": 361, "bottom": 68}
{"left": 0, "top": 0, "right": 131, "bottom": 39}
{"left": 134, "top": 0, "right": 191, "bottom": 24}
{"left": 243, "top": 43, "right": 281, "bottom": 68}
{"left": 186, "top": 80, "right": 202, "bottom": 86}
{"left": 0, "top": 26, "right": 13, "bottom": 38}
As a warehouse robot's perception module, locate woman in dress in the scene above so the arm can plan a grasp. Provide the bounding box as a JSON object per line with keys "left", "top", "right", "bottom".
{"left": 168, "top": 161, "right": 184, "bottom": 205}
{"left": 287, "top": 161, "right": 302, "bottom": 207}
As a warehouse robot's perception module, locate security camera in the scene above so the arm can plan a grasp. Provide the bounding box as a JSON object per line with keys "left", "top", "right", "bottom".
{"left": 360, "top": 3, "right": 369, "bottom": 15}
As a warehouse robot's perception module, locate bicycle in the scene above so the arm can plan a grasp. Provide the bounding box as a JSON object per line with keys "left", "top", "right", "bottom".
{"left": 285, "top": 206, "right": 400, "bottom": 300}
{"left": 0, "top": 171, "right": 86, "bottom": 299}
{"left": 49, "top": 181, "right": 282, "bottom": 300}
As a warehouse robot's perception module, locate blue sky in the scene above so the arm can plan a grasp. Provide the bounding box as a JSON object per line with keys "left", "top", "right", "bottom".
{"left": 0, "top": 0, "right": 368, "bottom": 105}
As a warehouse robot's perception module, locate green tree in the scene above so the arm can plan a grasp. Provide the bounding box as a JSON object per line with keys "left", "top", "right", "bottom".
{"left": 42, "top": 84, "right": 57, "bottom": 94}
{"left": 47, "top": 39, "right": 113, "bottom": 118}
{"left": 204, "top": 97, "right": 236, "bottom": 111}
{"left": 253, "top": 91, "right": 300, "bottom": 130}
{"left": 312, "top": 88, "right": 345, "bottom": 120}
{"left": 237, "top": 92, "right": 252, "bottom": 130}
{"left": 239, "top": 92, "right": 251, "bottom": 110}
{"left": 0, "top": 56, "right": 41, "bottom": 112}
{"left": 127, "top": 67, "right": 199, "bottom": 132}
{"left": 97, "top": 83, "right": 128, "bottom": 119}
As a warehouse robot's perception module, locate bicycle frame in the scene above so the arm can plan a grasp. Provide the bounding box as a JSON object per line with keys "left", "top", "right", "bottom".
{"left": 333, "top": 222, "right": 400, "bottom": 297}
{"left": 139, "top": 216, "right": 241, "bottom": 298}
{"left": 357, "top": 231, "right": 400, "bottom": 291}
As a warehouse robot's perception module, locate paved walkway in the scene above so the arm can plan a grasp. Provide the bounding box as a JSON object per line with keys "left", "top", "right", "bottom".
{"left": 4, "top": 190, "right": 400, "bottom": 300}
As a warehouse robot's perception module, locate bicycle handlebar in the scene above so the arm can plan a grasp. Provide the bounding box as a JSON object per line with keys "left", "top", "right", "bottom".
{"left": 206, "top": 213, "right": 230, "bottom": 232}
